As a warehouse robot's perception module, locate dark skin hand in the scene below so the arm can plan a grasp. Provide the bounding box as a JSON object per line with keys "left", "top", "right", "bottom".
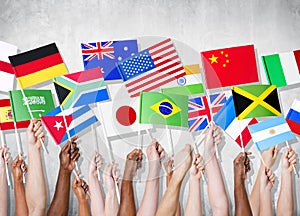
{"left": 47, "top": 136, "right": 80, "bottom": 216}
{"left": 118, "top": 149, "right": 143, "bottom": 216}
{"left": 11, "top": 154, "right": 28, "bottom": 216}
{"left": 234, "top": 152, "right": 252, "bottom": 216}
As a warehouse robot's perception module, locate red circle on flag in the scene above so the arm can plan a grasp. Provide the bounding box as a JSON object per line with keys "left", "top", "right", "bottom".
{"left": 116, "top": 106, "right": 136, "bottom": 126}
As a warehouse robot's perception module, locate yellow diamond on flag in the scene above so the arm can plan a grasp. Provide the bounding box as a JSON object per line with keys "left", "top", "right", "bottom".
{"left": 150, "top": 99, "right": 181, "bottom": 119}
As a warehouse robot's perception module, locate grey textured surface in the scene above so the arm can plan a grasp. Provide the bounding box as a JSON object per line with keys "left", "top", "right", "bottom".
{"left": 1, "top": 0, "right": 300, "bottom": 215}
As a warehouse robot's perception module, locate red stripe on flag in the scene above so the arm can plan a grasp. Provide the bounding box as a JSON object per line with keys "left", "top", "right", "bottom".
{"left": 235, "top": 118, "right": 258, "bottom": 148}
{"left": 148, "top": 38, "right": 172, "bottom": 51}
{"left": 0, "top": 99, "right": 11, "bottom": 107}
{"left": 130, "top": 76, "right": 180, "bottom": 98}
{"left": 127, "top": 66, "right": 184, "bottom": 93}
{"left": 293, "top": 50, "right": 300, "bottom": 74}
{"left": 0, "top": 61, "right": 14, "bottom": 74}
{"left": 65, "top": 68, "right": 103, "bottom": 82}
{"left": 150, "top": 44, "right": 174, "bottom": 56}
{"left": 286, "top": 118, "right": 300, "bottom": 135}
{"left": 14, "top": 53, "right": 64, "bottom": 77}
{"left": 0, "top": 121, "right": 30, "bottom": 131}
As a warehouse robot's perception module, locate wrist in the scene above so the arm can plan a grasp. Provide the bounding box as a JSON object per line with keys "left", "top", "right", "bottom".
{"left": 59, "top": 166, "right": 72, "bottom": 176}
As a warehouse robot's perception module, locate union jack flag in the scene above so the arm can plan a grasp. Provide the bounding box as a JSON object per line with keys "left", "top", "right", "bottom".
{"left": 209, "top": 93, "right": 227, "bottom": 114}
{"left": 81, "top": 41, "right": 115, "bottom": 62}
{"left": 81, "top": 40, "right": 138, "bottom": 81}
{"left": 188, "top": 96, "right": 212, "bottom": 132}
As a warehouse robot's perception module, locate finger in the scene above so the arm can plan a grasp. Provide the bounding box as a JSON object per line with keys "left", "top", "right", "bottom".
{"left": 72, "top": 153, "right": 80, "bottom": 162}
{"left": 289, "top": 154, "right": 296, "bottom": 163}
{"left": 27, "top": 120, "right": 34, "bottom": 132}
{"left": 37, "top": 131, "right": 45, "bottom": 140}
{"left": 273, "top": 146, "right": 279, "bottom": 158}
{"left": 62, "top": 142, "right": 71, "bottom": 152}
{"left": 33, "top": 121, "right": 41, "bottom": 132}
{"left": 71, "top": 136, "right": 78, "bottom": 143}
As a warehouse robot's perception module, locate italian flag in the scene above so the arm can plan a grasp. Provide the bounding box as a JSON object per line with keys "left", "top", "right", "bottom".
{"left": 262, "top": 50, "right": 300, "bottom": 87}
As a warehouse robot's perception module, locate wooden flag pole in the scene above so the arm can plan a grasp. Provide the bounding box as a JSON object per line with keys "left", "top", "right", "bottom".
{"left": 0, "top": 130, "right": 11, "bottom": 186}
{"left": 19, "top": 89, "right": 47, "bottom": 153}
{"left": 13, "top": 121, "right": 25, "bottom": 183}
{"left": 91, "top": 124, "right": 101, "bottom": 182}
{"left": 166, "top": 126, "right": 175, "bottom": 157}
{"left": 284, "top": 141, "right": 298, "bottom": 177}
{"left": 96, "top": 103, "right": 120, "bottom": 203}
{"left": 238, "top": 121, "right": 245, "bottom": 153}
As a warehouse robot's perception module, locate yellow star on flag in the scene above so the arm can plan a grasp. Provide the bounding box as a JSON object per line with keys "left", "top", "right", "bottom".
{"left": 209, "top": 54, "right": 218, "bottom": 64}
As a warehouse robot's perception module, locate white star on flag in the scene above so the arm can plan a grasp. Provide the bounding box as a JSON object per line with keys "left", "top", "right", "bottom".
{"left": 54, "top": 121, "right": 63, "bottom": 131}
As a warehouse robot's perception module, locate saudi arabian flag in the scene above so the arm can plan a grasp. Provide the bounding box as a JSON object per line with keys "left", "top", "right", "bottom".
{"left": 9, "top": 89, "right": 55, "bottom": 122}
{"left": 262, "top": 50, "right": 300, "bottom": 87}
{"left": 139, "top": 92, "right": 188, "bottom": 127}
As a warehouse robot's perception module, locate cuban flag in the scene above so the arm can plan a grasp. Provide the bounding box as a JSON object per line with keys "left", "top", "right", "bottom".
{"left": 286, "top": 98, "right": 300, "bottom": 135}
{"left": 248, "top": 116, "right": 295, "bottom": 152}
{"left": 81, "top": 40, "right": 138, "bottom": 81}
{"left": 188, "top": 96, "right": 212, "bottom": 132}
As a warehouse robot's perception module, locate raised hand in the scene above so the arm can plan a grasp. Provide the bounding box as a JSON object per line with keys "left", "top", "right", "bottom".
{"left": 281, "top": 147, "right": 297, "bottom": 173}
{"left": 11, "top": 154, "right": 27, "bottom": 182}
{"left": 59, "top": 136, "right": 80, "bottom": 173}
{"left": 26, "top": 119, "right": 44, "bottom": 149}
{"left": 234, "top": 152, "right": 252, "bottom": 181}
{"left": 88, "top": 151, "right": 103, "bottom": 178}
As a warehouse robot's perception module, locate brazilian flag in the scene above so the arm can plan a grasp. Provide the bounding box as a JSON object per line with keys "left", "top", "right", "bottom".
{"left": 232, "top": 84, "right": 281, "bottom": 120}
{"left": 139, "top": 92, "right": 188, "bottom": 127}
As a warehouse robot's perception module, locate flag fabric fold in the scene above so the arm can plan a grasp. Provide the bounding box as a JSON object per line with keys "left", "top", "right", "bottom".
{"left": 262, "top": 50, "right": 300, "bottom": 87}
{"left": 286, "top": 98, "right": 300, "bottom": 135}
{"left": 81, "top": 40, "right": 138, "bottom": 81}
{"left": 42, "top": 105, "right": 98, "bottom": 144}
{"left": 248, "top": 116, "right": 295, "bottom": 151}
{"left": 232, "top": 84, "right": 281, "bottom": 120}
{"left": 117, "top": 38, "right": 186, "bottom": 97}
{"left": 139, "top": 92, "right": 188, "bottom": 127}
{"left": 201, "top": 44, "right": 259, "bottom": 89}
{"left": 54, "top": 68, "right": 110, "bottom": 109}
{"left": 8, "top": 89, "right": 55, "bottom": 122}
{"left": 188, "top": 96, "right": 211, "bottom": 132}
{"left": 9, "top": 43, "right": 68, "bottom": 88}
{"left": 0, "top": 99, "right": 30, "bottom": 130}
{"left": 214, "top": 96, "right": 258, "bottom": 148}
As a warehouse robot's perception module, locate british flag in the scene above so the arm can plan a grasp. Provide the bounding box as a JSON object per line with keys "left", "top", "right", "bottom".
{"left": 209, "top": 93, "right": 227, "bottom": 114}
{"left": 81, "top": 40, "right": 138, "bottom": 81}
{"left": 81, "top": 41, "right": 114, "bottom": 62}
{"left": 188, "top": 96, "right": 212, "bottom": 132}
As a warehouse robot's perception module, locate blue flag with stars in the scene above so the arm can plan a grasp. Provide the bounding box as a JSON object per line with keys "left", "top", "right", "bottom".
{"left": 81, "top": 40, "right": 138, "bottom": 81}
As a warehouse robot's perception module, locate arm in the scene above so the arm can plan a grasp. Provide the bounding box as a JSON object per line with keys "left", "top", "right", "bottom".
{"left": 118, "top": 149, "right": 143, "bottom": 216}
{"left": 138, "top": 141, "right": 165, "bottom": 216}
{"left": 205, "top": 123, "right": 229, "bottom": 216}
{"left": 0, "top": 145, "right": 10, "bottom": 216}
{"left": 156, "top": 144, "right": 192, "bottom": 216}
{"left": 11, "top": 154, "right": 28, "bottom": 216}
{"left": 184, "top": 154, "right": 204, "bottom": 216}
{"left": 233, "top": 152, "right": 252, "bottom": 216}
{"left": 72, "top": 177, "right": 90, "bottom": 216}
{"left": 249, "top": 146, "right": 278, "bottom": 216}
{"left": 88, "top": 152, "right": 105, "bottom": 216}
{"left": 276, "top": 148, "right": 297, "bottom": 216}
{"left": 25, "top": 120, "right": 47, "bottom": 216}
{"left": 259, "top": 168, "right": 275, "bottom": 216}
{"left": 164, "top": 157, "right": 181, "bottom": 216}
{"left": 47, "top": 136, "right": 80, "bottom": 216}
{"left": 103, "top": 163, "right": 120, "bottom": 216}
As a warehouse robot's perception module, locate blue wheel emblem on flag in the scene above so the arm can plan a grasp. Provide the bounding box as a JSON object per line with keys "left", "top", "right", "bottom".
{"left": 177, "top": 77, "right": 186, "bottom": 86}
{"left": 159, "top": 102, "right": 173, "bottom": 115}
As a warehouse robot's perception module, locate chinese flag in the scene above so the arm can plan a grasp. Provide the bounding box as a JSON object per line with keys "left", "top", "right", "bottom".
{"left": 201, "top": 45, "right": 259, "bottom": 89}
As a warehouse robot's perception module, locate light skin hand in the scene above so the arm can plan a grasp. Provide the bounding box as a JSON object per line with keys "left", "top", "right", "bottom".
{"left": 88, "top": 151, "right": 103, "bottom": 178}
{"left": 26, "top": 119, "right": 45, "bottom": 149}
{"left": 261, "top": 167, "right": 276, "bottom": 191}
{"left": 204, "top": 122, "right": 222, "bottom": 159}
{"left": 190, "top": 154, "right": 205, "bottom": 180}
{"left": 72, "top": 176, "right": 89, "bottom": 201}
{"left": 281, "top": 148, "right": 297, "bottom": 173}
{"left": 262, "top": 146, "right": 278, "bottom": 168}
{"left": 0, "top": 145, "right": 10, "bottom": 171}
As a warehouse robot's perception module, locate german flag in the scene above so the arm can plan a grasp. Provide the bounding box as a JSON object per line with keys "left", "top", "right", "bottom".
{"left": 9, "top": 43, "right": 68, "bottom": 88}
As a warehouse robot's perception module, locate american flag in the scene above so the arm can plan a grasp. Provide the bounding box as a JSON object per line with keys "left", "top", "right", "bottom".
{"left": 188, "top": 96, "right": 212, "bottom": 132}
{"left": 209, "top": 93, "right": 226, "bottom": 114}
{"left": 81, "top": 41, "right": 114, "bottom": 62}
{"left": 117, "top": 38, "right": 186, "bottom": 97}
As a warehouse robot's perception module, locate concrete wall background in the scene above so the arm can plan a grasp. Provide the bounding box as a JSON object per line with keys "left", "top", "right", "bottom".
{"left": 1, "top": 0, "right": 300, "bottom": 215}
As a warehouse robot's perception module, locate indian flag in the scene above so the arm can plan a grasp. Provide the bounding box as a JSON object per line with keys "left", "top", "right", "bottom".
{"left": 262, "top": 50, "right": 300, "bottom": 87}
{"left": 248, "top": 116, "right": 295, "bottom": 152}
{"left": 161, "top": 64, "right": 204, "bottom": 95}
